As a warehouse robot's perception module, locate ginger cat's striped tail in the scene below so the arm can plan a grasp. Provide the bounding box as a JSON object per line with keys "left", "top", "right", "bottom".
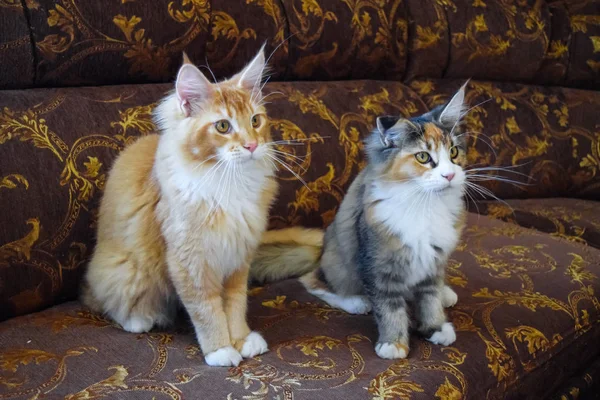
{"left": 250, "top": 227, "right": 323, "bottom": 284}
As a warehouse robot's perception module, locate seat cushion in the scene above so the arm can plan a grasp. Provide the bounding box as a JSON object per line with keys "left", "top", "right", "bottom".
{"left": 475, "top": 198, "right": 600, "bottom": 249}
{"left": 1, "top": 214, "right": 599, "bottom": 399}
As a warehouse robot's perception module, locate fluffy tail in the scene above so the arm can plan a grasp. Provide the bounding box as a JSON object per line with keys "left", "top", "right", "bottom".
{"left": 250, "top": 227, "right": 323, "bottom": 284}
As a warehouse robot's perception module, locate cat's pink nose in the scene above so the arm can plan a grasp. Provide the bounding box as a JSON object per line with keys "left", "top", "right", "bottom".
{"left": 443, "top": 172, "right": 455, "bottom": 182}
{"left": 244, "top": 143, "right": 258, "bottom": 153}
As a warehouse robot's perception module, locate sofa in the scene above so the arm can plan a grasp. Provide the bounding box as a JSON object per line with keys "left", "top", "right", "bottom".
{"left": 1, "top": 0, "right": 600, "bottom": 398}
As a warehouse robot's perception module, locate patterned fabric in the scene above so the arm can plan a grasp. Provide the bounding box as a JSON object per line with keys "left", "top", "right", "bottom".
{"left": 412, "top": 79, "right": 600, "bottom": 200}
{"left": 1, "top": 0, "right": 599, "bottom": 88}
{"left": 477, "top": 198, "right": 600, "bottom": 249}
{"left": 1, "top": 214, "right": 599, "bottom": 399}
{"left": 0, "top": 0, "right": 35, "bottom": 88}
{"left": 2, "top": 1, "right": 600, "bottom": 398}
{"left": 1, "top": 79, "right": 599, "bottom": 321}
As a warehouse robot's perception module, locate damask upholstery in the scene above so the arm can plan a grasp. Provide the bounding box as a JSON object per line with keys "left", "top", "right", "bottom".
{"left": 1, "top": 214, "right": 600, "bottom": 399}
{"left": 2, "top": 0, "right": 600, "bottom": 399}
{"left": 1, "top": 0, "right": 599, "bottom": 88}
{"left": 477, "top": 198, "right": 600, "bottom": 249}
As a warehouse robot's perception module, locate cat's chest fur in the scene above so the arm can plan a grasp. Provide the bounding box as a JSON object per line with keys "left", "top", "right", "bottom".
{"left": 370, "top": 184, "right": 462, "bottom": 286}
{"left": 157, "top": 165, "right": 273, "bottom": 276}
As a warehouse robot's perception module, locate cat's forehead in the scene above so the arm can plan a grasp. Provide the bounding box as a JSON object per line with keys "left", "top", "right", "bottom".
{"left": 420, "top": 122, "right": 452, "bottom": 150}
{"left": 402, "top": 121, "right": 453, "bottom": 151}
{"left": 218, "top": 85, "right": 258, "bottom": 117}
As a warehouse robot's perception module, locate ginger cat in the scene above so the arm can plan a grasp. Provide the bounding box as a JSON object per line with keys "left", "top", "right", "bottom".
{"left": 82, "top": 48, "right": 278, "bottom": 367}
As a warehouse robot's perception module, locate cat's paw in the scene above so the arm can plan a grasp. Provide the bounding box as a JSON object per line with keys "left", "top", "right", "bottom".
{"left": 427, "top": 322, "right": 456, "bottom": 346}
{"left": 441, "top": 285, "right": 458, "bottom": 308}
{"left": 205, "top": 346, "right": 243, "bottom": 367}
{"left": 120, "top": 315, "right": 153, "bottom": 333}
{"left": 375, "top": 342, "right": 409, "bottom": 359}
{"left": 240, "top": 331, "right": 269, "bottom": 358}
{"left": 339, "top": 296, "right": 372, "bottom": 315}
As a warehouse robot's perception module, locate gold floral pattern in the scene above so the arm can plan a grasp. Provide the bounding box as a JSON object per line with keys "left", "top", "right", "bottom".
{"left": 2, "top": 1, "right": 600, "bottom": 398}
{"left": 478, "top": 199, "right": 600, "bottom": 249}
{"left": 1, "top": 214, "right": 599, "bottom": 399}
{"left": 1, "top": 75, "right": 600, "bottom": 397}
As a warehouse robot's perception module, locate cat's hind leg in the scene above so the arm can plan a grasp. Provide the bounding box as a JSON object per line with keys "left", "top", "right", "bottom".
{"left": 84, "top": 249, "right": 174, "bottom": 333}
{"left": 300, "top": 271, "right": 371, "bottom": 314}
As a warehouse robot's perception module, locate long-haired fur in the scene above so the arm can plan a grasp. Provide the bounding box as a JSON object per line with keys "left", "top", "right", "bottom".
{"left": 82, "top": 47, "right": 278, "bottom": 367}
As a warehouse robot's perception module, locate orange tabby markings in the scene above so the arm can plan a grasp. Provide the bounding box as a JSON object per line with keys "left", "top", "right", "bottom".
{"left": 82, "top": 47, "right": 277, "bottom": 367}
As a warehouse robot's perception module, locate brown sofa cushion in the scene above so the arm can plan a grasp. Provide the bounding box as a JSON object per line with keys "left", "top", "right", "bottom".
{"left": 1, "top": 214, "right": 599, "bottom": 399}
{"left": 475, "top": 198, "right": 600, "bottom": 249}
{"left": 7, "top": 0, "right": 600, "bottom": 88}
{"left": 1, "top": 79, "right": 599, "bottom": 320}
{"left": 0, "top": 1, "right": 35, "bottom": 89}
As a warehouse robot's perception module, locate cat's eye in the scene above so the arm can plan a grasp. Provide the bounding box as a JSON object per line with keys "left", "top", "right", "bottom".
{"left": 450, "top": 146, "right": 459, "bottom": 159}
{"left": 415, "top": 152, "right": 431, "bottom": 164}
{"left": 215, "top": 120, "right": 230, "bottom": 134}
{"left": 251, "top": 115, "right": 261, "bottom": 128}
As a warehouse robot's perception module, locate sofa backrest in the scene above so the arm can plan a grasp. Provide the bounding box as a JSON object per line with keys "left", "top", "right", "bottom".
{"left": 1, "top": 0, "right": 599, "bottom": 89}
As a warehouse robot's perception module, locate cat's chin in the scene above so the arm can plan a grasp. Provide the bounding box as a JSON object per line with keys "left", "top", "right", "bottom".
{"left": 428, "top": 184, "right": 464, "bottom": 196}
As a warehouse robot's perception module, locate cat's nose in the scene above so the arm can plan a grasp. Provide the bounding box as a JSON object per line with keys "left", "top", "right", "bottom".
{"left": 244, "top": 143, "right": 258, "bottom": 153}
{"left": 442, "top": 172, "right": 455, "bottom": 182}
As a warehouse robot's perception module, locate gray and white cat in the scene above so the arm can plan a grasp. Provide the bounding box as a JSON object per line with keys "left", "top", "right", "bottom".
{"left": 251, "top": 84, "right": 468, "bottom": 359}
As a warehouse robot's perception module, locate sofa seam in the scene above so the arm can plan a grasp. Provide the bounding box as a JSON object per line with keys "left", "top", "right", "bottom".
{"left": 561, "top": 0, "right": 574, "bottom": 86}
{"left": 467, "top": 320, "right": 600, "bottom": 399}
{"left": 440, "top": 4, "right": 452, "bottom": 79}
{"left": 507, "top": 321, "right": 600, "bottom": 398}
{"left": 19, "top": 0, "right": 37, "bottom": 86}
{"left": 400, "top": 0, "right": 410, "bottom": 82}
{"left": 276, "top": 0, "right": 292, "bottom": 80}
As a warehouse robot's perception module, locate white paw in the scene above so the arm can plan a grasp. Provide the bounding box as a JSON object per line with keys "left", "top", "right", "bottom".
{"left": 339, "top": 296, "right": 372, "bottom": 315}
{"left": 205, "top": 346, "right": 243, "bottom": 367}
{"left": 375, "top": 342, "right": 409, "bottom": 359}
{"left": 240, "top": 331, "right": 269, "bottom": 358}
{"left": 121, "top": 316, "right": 153, "bottom": 333}
{"left": 428, "top": 322, "right": 456, "bottom": 346}
{"left": 441, "top": 286, "right": 458, "bottom": 308}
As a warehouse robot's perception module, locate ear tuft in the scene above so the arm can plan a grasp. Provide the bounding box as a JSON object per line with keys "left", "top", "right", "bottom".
{"left": 233, "top": 44, "right": 268, "bottom": 94}
{"left": 439, "top": 80, "right": 469, "bottom": 128}
{"left": 182, "top": 52, "right": 193, "bottom": 65}
{"left": 175, "top": 63, "right": 212, "bottom": 117}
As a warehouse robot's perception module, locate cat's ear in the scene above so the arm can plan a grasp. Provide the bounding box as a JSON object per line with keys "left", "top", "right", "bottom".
{"left": 439, "top": 80, "right": 469, "bottom": 128}
{"left": 376, "top": 115, "right": 401, "bottom": 146}
{"left": 175, "top": 61, "right": 212, "bottom": 117}
{"left": 233, "top": 44, "right": 267, "bottom": 93}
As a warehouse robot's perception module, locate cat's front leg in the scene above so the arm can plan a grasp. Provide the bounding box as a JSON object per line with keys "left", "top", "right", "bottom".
{"left": 372, "top": 296, "right": 411, "bottom": 359}
{"left": 168, "top": 256, "right": 242, "bottom": 367}
{"left": 414, "top": 281, "right": 456, "bottom": 346}
{"left": 224, "top": 265, "right": 268, "bottom": 359}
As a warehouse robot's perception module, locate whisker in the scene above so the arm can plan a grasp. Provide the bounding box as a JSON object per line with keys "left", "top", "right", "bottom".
{"left": 464, "top": 181, "right": 515, "bottom": 215}
{"left": 268, "top": 150, "right": 308, "bottom": 173}
{"left": 192, "top": 154, "right": 218, "bottom": 172}
{"left": 463, "top": 187, "right": 481, "bottom": 215}
{"left": 269, "top": 149, "right": 309, "bottom": 162}
{"left": 466, "top": 175, "right": 532, "bottom": 186}
{"left": 466, "top": 167, "right": 532, "bottom": 179}
{"left": 266, "top": 154, "right": 310, "bottom": 190}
